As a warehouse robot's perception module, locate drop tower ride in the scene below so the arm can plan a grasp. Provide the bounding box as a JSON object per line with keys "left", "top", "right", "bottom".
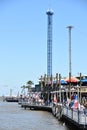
{"left": 46, "top": 9, "right": 54, "bottom": 78}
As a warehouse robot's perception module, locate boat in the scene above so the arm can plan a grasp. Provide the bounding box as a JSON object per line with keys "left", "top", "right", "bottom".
{"left": 4, "top": 96, "right": 18, "bottom": 102}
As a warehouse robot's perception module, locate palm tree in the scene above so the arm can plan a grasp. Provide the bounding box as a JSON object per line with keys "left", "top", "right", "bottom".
{"left": 21, "top": 85, "right": 26, "bottom": 94}
{"left": 26, "top": 80, "right": 34, "bottom": 93}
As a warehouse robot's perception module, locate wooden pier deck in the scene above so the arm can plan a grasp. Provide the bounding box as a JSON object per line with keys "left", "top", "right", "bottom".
{"left": 52, "top": 102, "right": 87, "bottom": 130}
{"left": 21, "top": 102, "right": 52, "bottom": 112}
{"left": 20, "top": 100, "right": 87, "bottom": 130}
{"left": 62, "top": 106, "right": 87, "bottom": 129}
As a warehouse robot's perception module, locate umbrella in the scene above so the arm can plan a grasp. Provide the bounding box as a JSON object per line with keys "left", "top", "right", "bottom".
{"left": 65, "top": 77, "right": 79, "bottom": 83}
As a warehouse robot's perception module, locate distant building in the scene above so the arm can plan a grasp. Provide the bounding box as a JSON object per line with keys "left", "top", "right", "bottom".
{"left": 35, "top": 84, "right": 41, "bottom": 92}
{"left": 31, "top": 87, "right": 36, "bottom": 92}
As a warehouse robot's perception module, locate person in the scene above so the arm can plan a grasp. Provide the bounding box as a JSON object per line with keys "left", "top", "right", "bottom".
{"left": 80, "top": 103, "right": 85, "bottom": 111}
{"left": 84, "top": 108, "right": 87, "bottom": 116}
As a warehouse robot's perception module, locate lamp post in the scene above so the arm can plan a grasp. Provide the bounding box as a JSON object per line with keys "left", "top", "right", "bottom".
{"left": 67, "top": 26, "right": 73, "bottom": 99}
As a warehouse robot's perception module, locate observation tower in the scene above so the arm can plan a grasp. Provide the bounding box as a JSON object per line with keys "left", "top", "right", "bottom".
{"left": 46, "top": 9, "right": 54, "bottom": 77}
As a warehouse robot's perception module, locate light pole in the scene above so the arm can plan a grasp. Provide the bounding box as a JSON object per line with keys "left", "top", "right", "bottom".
{"left": 67, "top": 26, "right": 73, "bottom": 99}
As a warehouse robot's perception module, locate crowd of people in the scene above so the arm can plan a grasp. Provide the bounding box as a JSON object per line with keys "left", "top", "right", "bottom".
{"left": 19, "top": 91, "right": 87, "bottom": 114}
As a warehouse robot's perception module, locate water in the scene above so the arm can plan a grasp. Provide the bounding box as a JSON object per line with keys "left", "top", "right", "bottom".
{"left": 0, "top": 102, "right": 70, "bottom": 130}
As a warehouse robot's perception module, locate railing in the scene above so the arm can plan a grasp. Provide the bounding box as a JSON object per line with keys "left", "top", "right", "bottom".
{"left": 63, "top": 106, "right": 87, "bottom": 125}
{"left": 20, "top": 98, "right": 52, "bottom": 107}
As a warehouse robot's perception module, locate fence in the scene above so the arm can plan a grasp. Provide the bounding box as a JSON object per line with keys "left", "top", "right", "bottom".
{"left": 63, "top": 106, "right": 87, "bottom": 125}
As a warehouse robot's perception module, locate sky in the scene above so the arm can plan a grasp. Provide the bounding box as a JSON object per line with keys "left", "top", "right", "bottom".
{"left": 0, "top": 0, "right": 87, "bottom": 96}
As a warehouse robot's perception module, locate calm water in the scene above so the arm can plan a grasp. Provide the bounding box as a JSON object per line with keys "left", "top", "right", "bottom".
{"left": 0, "top": 102, "right": 70, "bottom": 130}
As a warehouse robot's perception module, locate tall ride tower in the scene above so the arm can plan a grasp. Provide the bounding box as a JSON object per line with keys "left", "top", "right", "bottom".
{"left": 46, "top": 9, "right": 54, "bottom": 77}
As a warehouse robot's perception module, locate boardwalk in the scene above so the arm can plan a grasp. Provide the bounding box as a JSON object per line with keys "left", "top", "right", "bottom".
{"left": 19, "top": 98, "right": 87, "bottom": 129}
{"left": 62, "top": 106, "right": 87, "bottom": 129}
{"left": 21, "top": 102, "right": 52, "bottom": 112}
{"left": 51, "top": 102, "right": 87, "bottom": 129}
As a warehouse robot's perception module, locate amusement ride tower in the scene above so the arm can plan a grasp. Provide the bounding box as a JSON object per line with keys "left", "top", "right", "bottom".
{"left": 46, "top": 9, "right": 54, "bottom": 78}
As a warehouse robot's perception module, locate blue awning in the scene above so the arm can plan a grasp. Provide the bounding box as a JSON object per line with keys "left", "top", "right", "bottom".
{"left": 80, "top": 79, "right": 87, "bottom": 83}
{"left": 61, "top": 80, "right": 67, "bottom": 84}
{"left": 53, "top": 80, "right": 67, "bottom": 85}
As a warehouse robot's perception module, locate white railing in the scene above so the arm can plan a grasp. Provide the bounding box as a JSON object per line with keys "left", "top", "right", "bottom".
{"left": 63, "top": 107, "right": 87, "bottom": 125}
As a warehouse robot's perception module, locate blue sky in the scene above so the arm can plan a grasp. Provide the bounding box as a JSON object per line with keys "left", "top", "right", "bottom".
{"left": 0, "top": 0, "right": 87, "bottom": 96}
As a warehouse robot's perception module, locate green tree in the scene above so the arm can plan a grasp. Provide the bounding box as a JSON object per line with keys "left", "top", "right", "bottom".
{"left": 21, "top": 85, "right": 26, "bottom": 94}
{"left": 26, "top": 80, "right": 34, "bottom": 93}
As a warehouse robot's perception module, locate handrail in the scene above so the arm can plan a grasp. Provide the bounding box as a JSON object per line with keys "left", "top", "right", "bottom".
{"left": 62, "top": 106, "right": 87, "bottom": 125}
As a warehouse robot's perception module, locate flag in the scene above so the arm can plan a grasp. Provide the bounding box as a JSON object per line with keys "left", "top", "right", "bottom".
{"left": 71, "top": 99, "right": 78, "bottom": 109}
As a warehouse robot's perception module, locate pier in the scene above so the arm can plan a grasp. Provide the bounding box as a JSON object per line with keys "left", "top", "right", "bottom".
{"left": 52, "top": 102, "right": 87, "bottom": 130}
{"left": 20, "top": 99, "right": 87, "bottom": 130}
{"left": 62, "top": 106, "right": 87, "bottom": 129}
{"left": 21, "top": 102, "right": 52, "bottom": 112}
{"left": 18, "top": 73, "right": 87, "bottom": 130}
